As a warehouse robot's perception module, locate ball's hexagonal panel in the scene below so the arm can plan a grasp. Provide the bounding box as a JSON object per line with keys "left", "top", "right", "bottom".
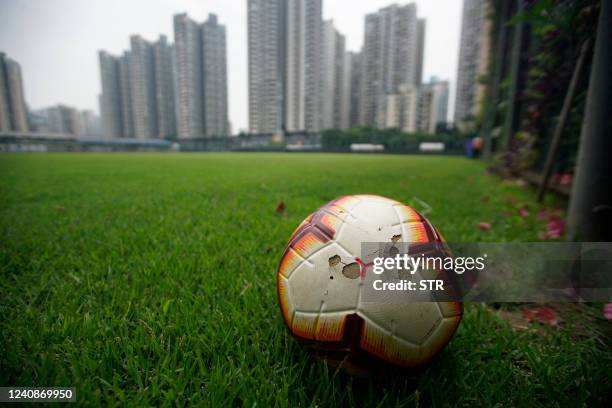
{"left": 357, "top": 302, "right": 442, "bottom": 346}
{"left": 288, "top": 243, "right": 361, "bottom": 313}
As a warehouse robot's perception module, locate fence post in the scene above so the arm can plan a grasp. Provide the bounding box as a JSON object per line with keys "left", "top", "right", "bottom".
{"left": 567, "top": 2, "right": 612, "bottom": 241}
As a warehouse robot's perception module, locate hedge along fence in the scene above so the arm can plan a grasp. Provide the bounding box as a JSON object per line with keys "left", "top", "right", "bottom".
{"left": 487, "top": 0, "right": 600, "bottom": 178}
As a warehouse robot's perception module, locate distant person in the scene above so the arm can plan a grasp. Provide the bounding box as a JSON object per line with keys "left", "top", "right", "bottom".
{"left": 472, "top": 137, "right": 482, "bottom": 158}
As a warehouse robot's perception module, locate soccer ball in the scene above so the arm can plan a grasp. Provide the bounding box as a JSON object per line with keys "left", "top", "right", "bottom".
{"left": 277, "top": 194, "right": 462, "bottom": 372}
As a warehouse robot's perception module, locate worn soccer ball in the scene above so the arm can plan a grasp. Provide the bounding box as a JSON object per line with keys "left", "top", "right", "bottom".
{"left": 277, "top": 194, "right": 462, "bottom": 372}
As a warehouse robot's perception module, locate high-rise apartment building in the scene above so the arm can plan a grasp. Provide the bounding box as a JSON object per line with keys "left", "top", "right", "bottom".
{"left": 454, "top": 0, "right": 491, "bottom": 123}
{"left": 321, "top": 20, "right": 346, "bottom": 130}
{"left": 99, "top": 12, "right": 227, "bottom": 139}
{"left": 174, "top": 13, "right": 228, "bottom": 138}
{"left": 153, "top": 35, "right": 176, "bottom": 138}
{"left": 348, "top": 51, "right": 362, "bottom": 128}
{"left": 81, "top": 110, "right": 102, "bottom": 138}
{"left": 429, "top": 79, "right": 449, "bottom": 132}
{"left": 384, "top": 78, "right": 449, "bottom": 134}
{"left": 130, "top": 35, "right": 157, "bottom": 139}
{"left": 201, "top": 14, "right": 229, "bottom": 136}
{"left": 174, "top": 13, "right": 204, "bottom": 138}
{"left": 320, "top": 20, "right": 336, "bottom": 130}
{"left": 414, "top": 19, "right": 426, "bottom": 85}
{"left": 247, "top": 0, "right": 286, "bottom": 134}
{"left": 340, "top": 51, "right": 352, "bottom": 129}
{"left": 44, "top": 105, "right": 83, "bottom": 135}
{"left": 248, "top": 0, "right": 330, "bottom": 133}
{"left": 285, "top": 0, "right": 323, "bottom": 132}
{"left": 0, "top": 54, "right": 9, "bottom": 132}
{"left": 0, "top": 53, "right": 29, "bottom": 132}
{"left": 99, "top": 51, "right": 123, "bottom": 138}
{"left": 360, "top": 3, "right": 420, "bottom": 128}
{"left": 333, "top": 32, "right": 347, "bottom": 129}
{"left": 33, "top": 105, "right": 101, "bottom": 137}
{"left": 416, "top": 79, "right": 449, "bottom": 133}
{"left": 118, "top": 52, "right": 134, "bottom": 137}
{"left": 384, "top": 85, "right": 418, "bottom": 132}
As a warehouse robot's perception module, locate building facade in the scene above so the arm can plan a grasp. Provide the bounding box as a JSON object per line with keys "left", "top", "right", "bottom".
{"left": 130, "top": 35, "right": 158, "bottom": 139}
{"left": 174, "top": 13, "right": 228, "bottom": 138}
{"left": 454, "top": 0, "right": 491, "bottom": 123}
{"left": 320, "top": 20, "right": 346, "bottom": 130}
{"left": 428, "top": 79, "right": 449, "bottom": 133}
{"left": 332, "top": 29, "right": 346, "bottom": 129}
{"left": 0, "top": 53, "right": 29, "bottom": 132}
{"left": 201, "top": 14, "right": 229, "bottom": 136}
{"left": 340, "top": 51, "right": 352, "bottom": 129}
{"left": 384, "top": 84, "right": 418, "bottom": 132}
{"left": 174, "top": 13, "right": 204, "bottom": 138}
{"left": 153, "top": 35, "right": 176, "bottom": 138}
{"left": 247, "top": 0, "right": 286, "bottom": 134}
{"left": 99, "top": 51, "right": 123, "bottom": 138}
{"left": 360, "top": 3, "right": 420, "bottom": 128}
{"left": 348, "top": 51, "right": 362, "bottom": 128}
{"left": 320, "top": 20, "right": 336, "bottom": 130}
{"left": 384, "top": 78, "right": 449, "bottom": 134}
{"left": 118, "top": 52, "right": 134, "bottom": 137}
{"left": 414, "top": 19, "right": 426, "bottom": 85}
{"left": 32, "top": 105, "right": 101, "bottom": 137}
{"left": 285, "top": 0, "right": 323, "bottom": 132}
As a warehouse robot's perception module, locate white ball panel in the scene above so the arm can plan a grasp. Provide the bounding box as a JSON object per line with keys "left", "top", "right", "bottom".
{"left": 349, "top": 200, "right": 401, "bottom": 232}
{"left": 289, "top": 243, "right": 361, "bottom": 313}
{"left": 357, "top": 302, "right": 442, "bottom": 346}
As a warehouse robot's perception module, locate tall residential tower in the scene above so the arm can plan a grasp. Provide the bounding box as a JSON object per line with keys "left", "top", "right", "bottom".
{"left": 153, "top": 35, "right": 176, "bottom": 138}
{"left": 285, "top": 0, "right": 323, "bottom": 132}
{"left": 174, "top": 13, "right": 229, "bottom": 138}
{"left": 130, "top": 35, "right": 157, "bottom": 138}
{"left": 454, "top": 0, "right": 491, "bottom": 123}
{"left": 202, "top": 14, "right": 229, "bottom": 136}
{"left": 99, "top": 51, "right": 123, "bottom": 138}
{"left": 247, "top": 0, "right": 286, "bottom": 134}
{"left": 0, "top": 52, "right": 28, "bottom": 132}
{"left": 360, "top": 3, "right": 420, "bottom": 128}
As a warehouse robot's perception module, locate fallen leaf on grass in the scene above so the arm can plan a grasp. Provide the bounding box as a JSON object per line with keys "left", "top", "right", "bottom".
{"left": 546, "top": 218, "right": 565, "bottom": 238}
{"left": 275, "top": 201, "right": 286, "bottom": 216}
{"left": 478, "top": 222, "right": 492, "bottom": 231}
{"left": 537, "top": 208, "right": 566, "bottom": 239}
{"left": 522, "top": 306, "right": 558, "bottom": 326}
{"left": 603, "top": 303, "right": 612, "bottom": 320}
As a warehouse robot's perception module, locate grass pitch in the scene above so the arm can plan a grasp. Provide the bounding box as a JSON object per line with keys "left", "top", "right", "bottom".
{"left": 1, "top": 153, "right": 610, "bottom": 406}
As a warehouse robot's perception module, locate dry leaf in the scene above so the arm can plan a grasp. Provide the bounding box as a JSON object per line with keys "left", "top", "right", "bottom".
{"left": 546, "top": 218, "right": 565, "bottom": 238}
{"left": 522, "top": 306, "right": 558, "bottom": 326}
{"left": 478, "top": 222, "right": 492, "bottom": 231}
{"left": 603, "top": 303, "right": 612, "bottom": 320}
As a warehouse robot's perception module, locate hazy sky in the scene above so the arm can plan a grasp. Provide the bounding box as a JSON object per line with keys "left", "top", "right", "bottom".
{"left": 0, "top": 0, "right": 462, "bottom": 132}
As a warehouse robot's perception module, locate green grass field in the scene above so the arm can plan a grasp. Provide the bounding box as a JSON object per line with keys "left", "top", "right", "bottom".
{"left": 1, "top": 153, "right": 610, "bottom": 406}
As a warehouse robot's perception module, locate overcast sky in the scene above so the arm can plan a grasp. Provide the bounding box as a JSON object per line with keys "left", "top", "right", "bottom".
{"left": 0, "top": 0, "right": 462, "bottom": 132}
